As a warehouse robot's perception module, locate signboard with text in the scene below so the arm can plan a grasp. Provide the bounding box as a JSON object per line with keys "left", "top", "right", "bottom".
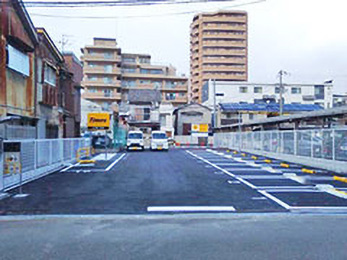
{"left": 87, "top": 113, "right": 110, "bottom": 130}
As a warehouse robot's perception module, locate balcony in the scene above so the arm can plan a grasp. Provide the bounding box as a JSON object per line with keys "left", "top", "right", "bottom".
{"left": 202, "top": 57, "right": 246, "bottom": 64}
{"left": 203, "top": 24, "right": 246, "bottom": 31}
{"left": 202, "top": 65, "right": 246, "bottom": 72}
{"left": 203, "top": 49, "right": 246, "bottom": 56}
{"left": 82, "top": 91, "right": 122, "bottom": 101}
{"left": 162, "top": 84, "right": 188, "bottom": 91}
{"left": 202, "top": 73, "right": 247, "bottom": 81}
{"left": 83, "top": 67, "right": 121, "bottom": 75}
{"left": 82, "top": 53, "right": 121, "bottom": 62}
{"left": 84, "top": 45, "right": 120, "bottom": 50}
{"left": 202, "top": 16, "right": 247, "bottom": 23}
{"left": 202, "top": 33, "right": 247, "bottom": 40}
{"left": 202, "top": 40, "right": 246, "bottom": 48}
{"left": 82, "top": 79, "right": 121, "bottom": 87}
{"left": 165, "top": 96, "right": 188, "bottom": 104}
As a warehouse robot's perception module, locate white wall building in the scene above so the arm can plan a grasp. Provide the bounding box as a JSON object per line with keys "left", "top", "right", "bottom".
{"left": 159, "top": 102, "right": 174, "bottom": 138}
{"left": 202, "top": 81, "right": 333, "bottom": 109}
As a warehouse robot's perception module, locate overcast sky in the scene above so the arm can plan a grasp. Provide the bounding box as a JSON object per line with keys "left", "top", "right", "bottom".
{"left": 26, "top": 0, "right": 347, "bottom": 94}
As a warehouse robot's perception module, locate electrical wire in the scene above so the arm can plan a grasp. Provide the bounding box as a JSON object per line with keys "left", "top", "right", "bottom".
{"left": 26, "top": 0, "right": 265, "bottom": 19}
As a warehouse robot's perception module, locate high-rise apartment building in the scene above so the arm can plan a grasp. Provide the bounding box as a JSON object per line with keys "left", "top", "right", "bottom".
{"left": 81, "top": 38, "right": 122, "bottom": 111}
{"left": 190, "top": 10, "right": 248, "bottom": 103}
{"left": 81, "top": 38, "right": 188, "bottom": 111}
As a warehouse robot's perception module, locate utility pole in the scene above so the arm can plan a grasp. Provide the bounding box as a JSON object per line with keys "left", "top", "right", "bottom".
{"left": 213, "top": 79, "right": 217, "bottom": 128}
{"left": 59, "top": 34, "right": 70, "bottom": 53}
{"left": 278, "top": 70, "right": 288, "bottom": 116}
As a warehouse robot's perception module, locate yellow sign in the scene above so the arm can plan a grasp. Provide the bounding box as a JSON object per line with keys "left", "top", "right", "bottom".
{"left": 87, "top": 113, "right": 110, "bottom": 129}
{"left": 192, "top": 124, "right": 208, "bottom": 133}
{"left": 192, "top": 124, "right": 199, "bottom": 132}
{"left": 199, "top": 124, "right": 208, "bottom": 133}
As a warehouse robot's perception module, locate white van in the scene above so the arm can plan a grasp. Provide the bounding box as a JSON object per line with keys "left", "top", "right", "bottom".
{"left": 127, "top": 131, "right": 144, "bottom": 151}
{"left": 151, "top": 131, "right": 169, "bottom": 151}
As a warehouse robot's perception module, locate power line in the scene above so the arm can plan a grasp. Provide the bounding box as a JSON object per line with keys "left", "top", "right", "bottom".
{"left": 8, "top": 0, "right": 241, "bottom": 8}
{"left": 27, "top": 0, "right": 265, "bottom": 19}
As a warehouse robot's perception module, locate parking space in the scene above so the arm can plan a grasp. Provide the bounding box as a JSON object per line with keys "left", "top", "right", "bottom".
{"left": 0, "top": 148, "right": 346, "bottom": 215}
{"left": 188, "top": 148, "right": 347, "bottom": 213}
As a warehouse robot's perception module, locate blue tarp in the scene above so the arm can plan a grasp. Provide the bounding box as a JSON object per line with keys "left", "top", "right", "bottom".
{"left": 219, "top": 103, "right": 323, "bottom": 112}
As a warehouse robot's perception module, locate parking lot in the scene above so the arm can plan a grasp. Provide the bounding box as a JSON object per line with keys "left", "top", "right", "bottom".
{"left": 0, "top": 148, "right": 347, "bottom": 215}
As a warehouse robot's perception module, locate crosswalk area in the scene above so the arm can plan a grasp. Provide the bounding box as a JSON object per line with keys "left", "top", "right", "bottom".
{"left": 187, "top": 149, "right": 347, "bottom": 213}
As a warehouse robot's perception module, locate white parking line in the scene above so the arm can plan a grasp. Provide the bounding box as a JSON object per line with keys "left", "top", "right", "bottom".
{"left": 105, "top": 154, "right": 126, "bottom": 171}
{"left": 147, "top": 206, "right": 236, "bottom": 212}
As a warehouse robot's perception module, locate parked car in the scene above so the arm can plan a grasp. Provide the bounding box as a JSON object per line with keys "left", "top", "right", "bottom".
{"left": 150, "top": 131, "right": 169, "bottom": 151}
{"left": 127, "top": 131, "right": 144, "bottom": 151}
{"left": 92, "top": 135, "right": 112, "bottom": 149}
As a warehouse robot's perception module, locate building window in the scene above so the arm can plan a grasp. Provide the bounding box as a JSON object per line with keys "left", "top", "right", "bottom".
{"left": 249, "top": 114, "right": 254, "bottom": 120}
{"left": 314, "top": 85, "right": 325, "bottom": 99}
{"left": 7, "top": 44, "right": 30, "bottom": 76}
{"left": 216, "top": 93, "right": 224, "bottom": 97}
{"left": 104, "top": 52, "right": 113, "bottom": 59}
{"left": 140, "top": 69, "right": 163, "bottom": 74}
{"left": 122, "top": 80, "right": 136, "bottom": 87}
{"left": 139, "top": 57, "right": 150, "bottom": 64}
{"left": 104, "top": 65, "right": 112, "bottom": 73}
{"left": 140, "top": 80, "right": 151, "bottom": 84}
{"left": 166, "top": 93, "right": 176, "bottom": 100}
{"left": 239, "top": 86, "right": 248, "bottom": 93}
{"left": 254, "top": 87, "right": 262, "bottom": 93}
{"left": 178, "top": 92, "right": 186, "bottom": 97}
{"left": 44, "top": 64, "right": 57, "bottom": 86}
{"left": 122, "top": 57, "right": 136, "bottom": 63}
{"left": 88, "top": 76, "right": 98, "bottom": 81}
{"left": 103, "top": 89, "right": 113, "bottom": 97}
{"left": 291, "top": 87, "right": 301, "bottom": 94}
{"left": 103, "top": 77, "right": 113, "bottom": 84}
{"left": 88, "top": 88, "right": 97, "bottom": 93}
{"left": 89, "top": 62, "right": 96, "bottom": 68}
{"left": 122, "top": 68, "right": 136, "bottom": 73}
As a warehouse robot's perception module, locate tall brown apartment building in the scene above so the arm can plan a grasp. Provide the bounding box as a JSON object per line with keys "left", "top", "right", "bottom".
{"left": 81, "top": 38, "right": 188, "bottom": 111}
{"left": 190, "top": 10, "right": 248, "bottom": 103}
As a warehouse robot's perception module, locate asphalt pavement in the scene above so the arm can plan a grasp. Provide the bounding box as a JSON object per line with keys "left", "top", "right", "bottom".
{"left": 0, "top": 148, "right": 347, "bottom": 214}
{"left": 0, "top": 214, "right": 346, "bottom": 260}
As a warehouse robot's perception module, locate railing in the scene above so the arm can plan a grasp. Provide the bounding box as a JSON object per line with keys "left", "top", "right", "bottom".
{"left": 0, "top": 125, "right": 36, "bottom": 139}
{"left": 214, "top": 128, "right": 347, "bottom": 174}
{"left": 1, "top": 138, "right": 91, "bottom": 191}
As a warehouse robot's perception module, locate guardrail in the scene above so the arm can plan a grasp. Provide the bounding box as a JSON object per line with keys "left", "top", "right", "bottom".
{"left": 1, "top": 138, "right": 91, "bottom": 191}
{"left": 214, "top": 128, "right": 347, "bottom": 174}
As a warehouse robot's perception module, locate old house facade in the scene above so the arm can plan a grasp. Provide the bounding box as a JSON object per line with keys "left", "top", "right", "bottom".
{"left": 0, "top": 0, "right": 38, "bottom": 139}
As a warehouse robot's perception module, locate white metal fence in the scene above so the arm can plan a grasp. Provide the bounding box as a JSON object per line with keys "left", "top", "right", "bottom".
{"left": 214, "top": 128, "right": 347, "bottom": 173}
{"left": 1, "top": 138, "right": 91, "bottom": 191}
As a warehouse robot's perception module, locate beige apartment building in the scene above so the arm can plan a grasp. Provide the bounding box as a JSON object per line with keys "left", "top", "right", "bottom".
{"left": 81, "top": 38, "right": 188, "bottom": 111}
{"left": 190, "top": 10, "right": 248, "bottom": 103}
{"left": 81, "top": 38, "right": 122, "bottom": 111}
{"left": 120, "top": 53, "right": 188, "bottom": 106}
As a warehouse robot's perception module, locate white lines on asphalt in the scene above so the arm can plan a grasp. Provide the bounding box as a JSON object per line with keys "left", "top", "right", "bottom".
{"left": 257, "top": 190, "right": 291, "bottom": 210}
{"left": 92, "top": 153, "right": 117, "bottom": 161}
{"left": 105, "top": 153, "right": 126, "bottom": 171}
{"left": 60, "top": 162, "right": 79, "bottom": 172}
{"left": 316, "top": 185, "right": 347, "bottom": 199}
{"left": 147, "top": 206, "right": 236, "bottom": 212}
{"left": 241, "top": 175, "right": 286, "bottom": 179}
{"left": 264, "top": 189, "right": 320, "bottom": 193}
{"left": 251, "top": 197, "right": 267, "bottom": 200}
{"left": 227, "top": 180, "right": 240, "bottom": 184}
{"left": 256, "top": 186, "right": 315, "bottom": 190}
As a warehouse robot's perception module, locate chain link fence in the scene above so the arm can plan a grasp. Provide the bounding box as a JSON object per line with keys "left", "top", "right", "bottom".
{"left": 1, "top": 138, "right": 91, "bottom": 191}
